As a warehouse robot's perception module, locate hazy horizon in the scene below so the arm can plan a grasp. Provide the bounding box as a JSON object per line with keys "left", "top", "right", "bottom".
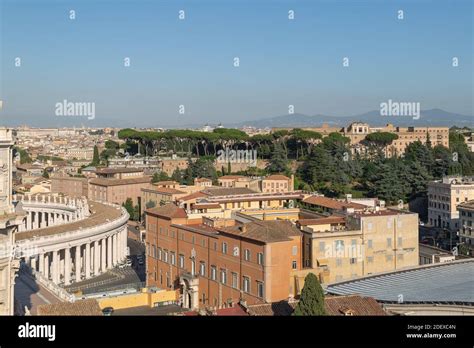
{"left": 1, "top": 0, "right": 473, "bottom": 127}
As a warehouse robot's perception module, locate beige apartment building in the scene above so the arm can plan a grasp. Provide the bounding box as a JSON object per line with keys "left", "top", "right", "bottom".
{"left": 298, "top": 210, "right": 419, "bottom": 283}
{"left": 261, "top": 175, "right": 294, "bottom": 193}
{"left": 274, "top": 122, "right": 449, "bottom": 157}
{"left": 458, "top": 200, "right": 474, "bottom": 254}
{"left": 217, "top": 175, "right": 260, "bottom": 191}
{"left": 428, "top": 176, "right": 474, "bottom": 230}
{"left": 217, "top": 174, "right": 294, "bottom": 193}
{"left": 88, "top": 176, "right": 152, "bottom": 206}
{"left": 51, "top": 175, "right": 88, "bottom": 197}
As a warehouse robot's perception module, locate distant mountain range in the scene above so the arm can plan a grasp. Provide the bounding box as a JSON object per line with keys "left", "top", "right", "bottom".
{"left": 226, "top": 109, "right": 473, "bottom": 129}
{"left": 1, "top": 108, "right": 472, "bottom": 129}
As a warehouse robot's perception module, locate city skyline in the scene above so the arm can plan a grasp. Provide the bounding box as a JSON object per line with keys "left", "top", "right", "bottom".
{"left": 1, "top": 0, "right": 473, "bottom": 127}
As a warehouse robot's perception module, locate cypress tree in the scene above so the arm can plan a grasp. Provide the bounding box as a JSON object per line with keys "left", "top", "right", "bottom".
{"left": 293, "top": 272, "right": 326, "bottom": 316}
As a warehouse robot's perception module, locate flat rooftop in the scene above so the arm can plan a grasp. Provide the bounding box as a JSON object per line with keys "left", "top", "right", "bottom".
{"left": 326, "top": 260, "right": 474, "bottom": 304}
{"left": 15, "top": 201, "right": 124, "bottom": 241}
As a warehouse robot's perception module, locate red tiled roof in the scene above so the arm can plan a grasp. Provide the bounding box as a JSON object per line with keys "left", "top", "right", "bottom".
{"left": 146, "top": 203, "right": 187, "bottom": 219}
{"left": 178, "top": 191, "right": 209, "bottom": 202}
{"left": 247, "top": 295, "right": 386, "bottom": 316}
{"left": 297, "top": 216, "right": 346, "bottom": 226}
{"left": 218, "top": 175, "right": 246, "bottom": 180}
{"left": 37, "top": 299, "right": 102, "bottom": 316}
{"left": 219, "top": 220, "right": 301, "bottom": 243}
{"left": 264, "top": 175, "right": 290, "bottom": 181}
{"left": 89, "top": 176, "right": 151, "bottom": 186}
{"left": 95, "top": 167, "right": 143, "bottom": 174}
{"left": 302, "top": 196, "right": 366, "bottom": 210}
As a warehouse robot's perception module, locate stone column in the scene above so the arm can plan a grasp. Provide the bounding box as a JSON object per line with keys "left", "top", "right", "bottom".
{"left": 64, "top": 248, "right": 71, "bottom": 285}
{"left": 85, "top": 243, "right": 91, "bottom": 279}
{"left": 94, "top": 240, "right": 100, "bottom": 275}
{"left": 75, "top": 245, "right": 81, "bottom": 282}
{"left": 28, "top": 212, "right": 33, "bottom": 230}
{"left": 101, "top": 239, "right": 106, "bottom": 272}
{"left": 39, "top": 253, "right": 44, "bottom": 274}
{"left": 112, "top": 233, "right": 117, "bottom": 265}
{"left": 52, "top": 250, "right": 59, "bottom": 283}
{"left": 30, "top": 256, "right": 37, "bottom": 272}
{"left": 107, "top": 236, "right": 112, "bottom": 269}
{"left": 44, "top": 253, "right": 49, "bottom": 279}
{"left": 32, "top": 212, "right": 37, "bottom": 229}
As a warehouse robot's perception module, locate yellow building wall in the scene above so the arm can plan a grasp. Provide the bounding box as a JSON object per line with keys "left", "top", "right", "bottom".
{"left": 97, "top": 289, "right": 179, "bottom": 310}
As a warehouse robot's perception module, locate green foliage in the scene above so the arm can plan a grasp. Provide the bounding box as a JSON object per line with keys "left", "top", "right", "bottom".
{"left": 145, "top": 200, "right": 156, "bottom": 209}
{"left": 293, "top": 273, "right": 326, "bottom": 316}
{"left": 91, "top": 145, "right": 100, "bottom": 166}
{"left": 122, "top": 198, "right": 134, "bottom": 220}
{"left": 266, "top": 142, "right": 289, "bottom": 174}
{"left": 13, "top": 147, "right": 32, "bottom": 164}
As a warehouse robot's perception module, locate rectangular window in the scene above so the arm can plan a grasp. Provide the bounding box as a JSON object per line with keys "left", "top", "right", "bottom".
{"left": 179, "top": 254, "right": 184, "bottom": 269}
{"left": 292, "top": 260, "right": 297, "bottom": 269}
{"left": 257, "top": 252, "right": 264, "bottom": 265}
{"left": 211, "top": 266, "right": 217, "bottom": 281}
{"left": 292, "top": 245, "right": 297, "bottom": 256}
{"left": 244, "top": 249, "right": 251, "bottom": 261}
{"left": 319, "top": 241, "right": 325, "bottom": 252}
{"left": 397, "top": 254, "right": 404, "bottom": 261}
{"left": 257, "top": 282, "right": 264, "bottom": 298}
{"left": 335, "top": 240, "right": 344, "bottom": 252}
{"left": 387, "top": 238, "right": 392, "bottom": 247}
{"left": 158, "top": 248, "right": 162, "bottom": 260}
{"left": 170, "top": 252, "right": 176, "bottom": 265}
{"left": 220, "top": 269, "right": 227, "bottom": 284}
{"left": 243, "top": 276, "right": 250, "bottom": 293}
{"left": 397, "top": 237, "right": 403, "bottom": 247}
{"left": 222, "top": 242, "right": 228, "bottom": 254}
{"left": 200, "top": 262, "right": 206, "bottom": 276}
{"left": 164, "top": 250, "right": 168, "bottom": 263}
{"left": 367, "top": 240, "right": 373, "bottom": 249}
{"left": 367, "top": 256, "right": 374, "bottom": 263}
{"left": 336, "top": 258, "right": 342, "bottom": 267}
{"left": 232, "top": 272, "right": 238, "bottom": 289}
{"left": 350, "top": 258, "right": 357, "bottom": 264}
{"left": 386, "top": 255, "right": 393, "bottom": 262}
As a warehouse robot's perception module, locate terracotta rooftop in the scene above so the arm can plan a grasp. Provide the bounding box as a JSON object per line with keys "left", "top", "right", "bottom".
{"left": 89, "top": 176, "right": 151, "bottom": 186}
{"left": 15, "top": 201, "right": 123, "bottom": 241}
{"left": 178, "top": 191, "right": 209, "bottom": 202}
{"left": 203, "top": 187, "right": 258, "bottom": 196}
{"left": 246, "top": 295, "right": 386, "bottom": 316}
{"left": 146, "top": 203, "right": 188, "bottom": 219}
{"left": 264, "top": 175, "right": 290, "bottom": 181}
{"left": 184, "top": 306, "right": 248, "bottom": 316}
{"left": 297, "top": 216, "right": 346, "bottom": 226}
{"left": 146, "top": 187, "right": 185, "bottom": 194}
{"left": 191, "top": 202, "right": 221, "bottom": 209}
{"left": 194, "top": 177, "right": 212, "bottom": 182}
{"left": 154, "top": 180, "right": 179, "bottom": 186}
{"left": 37, "top": 299, "right": 102, "bottom": 316}
{"left": 95, "top": 167, "right": 143, "bottom": 174}
{"left": 218, "top": 175, "right": 246, "bottom": 180}
{"left": 302, "top": 196, "right": 366, "bottom": 210}
{"left": 219, "top": 220, "right": 301, "bottom": 243}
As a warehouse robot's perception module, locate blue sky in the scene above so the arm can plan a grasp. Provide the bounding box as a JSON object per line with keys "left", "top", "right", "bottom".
{"left": 1, "top": 0, "right": 472, "bottom": 126}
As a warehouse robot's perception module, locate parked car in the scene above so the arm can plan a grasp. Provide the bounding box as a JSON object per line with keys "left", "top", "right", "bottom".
{"left": 102, "top": 307, "right": 114, "bottom": 316}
